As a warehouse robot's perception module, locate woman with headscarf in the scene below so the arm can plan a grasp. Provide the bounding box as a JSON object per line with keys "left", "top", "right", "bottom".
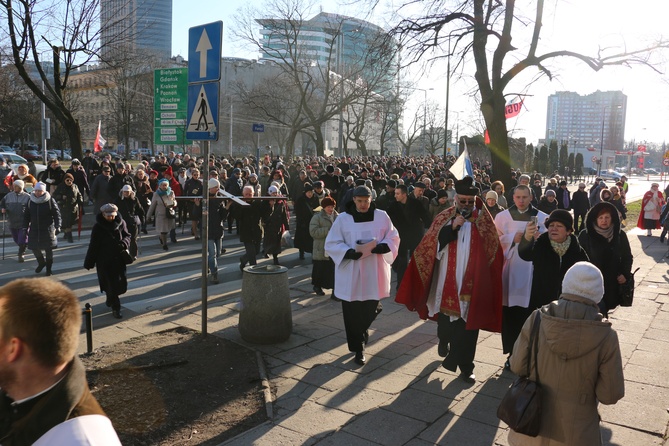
{"left": 10, "top": 164, "right": 37, "bottom": 192}
{"left": 53, "top": 173, "right": 83, "bottom": 243}
{"left": 146, "top": 178, "right": 176, "bottom": 250}
{"left": 261, "top": 184, "right": 290, "bottom": 265}
{"left": 41, "top": 158, "right": 66, "bottom": 194}
{"left": 23, "top": 182, "right": 61, "bottom": 276}
{"left": 309, "top": 196, "right": 338, "bottom": 296}
{"left": 578, "top": 202, "right": 633, "bottom": 317}
{"left": 637, "top": 182, "right": 665, "bottom": 237}
{"left": 115, "top": 184, "right": 145, "bottom": 259}
{"left": 84, "top": 203, "right": 131, "bottom": 319}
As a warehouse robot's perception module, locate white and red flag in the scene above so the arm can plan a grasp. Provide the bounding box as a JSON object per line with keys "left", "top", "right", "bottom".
{"left": 94, "top": 121, "right": 106, "bottom": 152}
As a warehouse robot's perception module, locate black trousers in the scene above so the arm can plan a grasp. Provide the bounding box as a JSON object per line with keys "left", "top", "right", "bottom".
{"left": 502, "top": 305, "right": 532, "bottom": 354}
{"left": 240, "top": 241, "right": 257, "bottom": 266}
{"left": 341, "top": 299, "right": 382, "bottom": 353}
{"left": 392, "top": 248, "right": 411, "bottom": 289}
{"left": 438, "top": 314, "right": 479, "bottom": 375}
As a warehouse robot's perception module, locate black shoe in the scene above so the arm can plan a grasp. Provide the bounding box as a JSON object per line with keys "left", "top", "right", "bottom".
{"left": 171, "top": 239, "right": 178, "bottom": 243}
{"left": 354, "top": 351, "right": 366, "bottom": 366}
{"left": 35, "top": 261, "right": 46, "bottom": 273}
{"left": 313, "top": 286, "right": 325, "bottom": 296}
{"left": 142, "top": 228, "right": 148, "bottom": 235}
{"left": 239, "top": 261, "right": 245, "bottom": 271}
{"left": 459, "top": 372, "right": 476, "bottom": 384}
{"left": 112, "top": 309, "right": 122, "bottom": 319}
{"left": 661, "top": 232, "right": 667, "bottom": 244}
{"left": 45, "top": 267, "right": 52, "bottom": 276}
{"left": 163, "top": 244, "right": 168, "bottom": 251}
{"left": 438, "top": 343, "right": 449, "bottom": 358}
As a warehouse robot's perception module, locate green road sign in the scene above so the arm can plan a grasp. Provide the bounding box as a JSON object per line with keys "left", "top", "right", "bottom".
{"left": 154, "top": 68, "right": 192, "bottom": 145}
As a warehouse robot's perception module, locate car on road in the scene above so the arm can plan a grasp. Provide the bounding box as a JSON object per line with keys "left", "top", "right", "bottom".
{"left": 20, "top": 149, "right": 43, "bottom": 161}
{"left": 47, "top": 149, "right": 72, "bottom": 161}
{"left": 643, "top": 168, "right": 660, "bottom": 175}
{"left": 0, "top": 152, "right": 47, "bottom": 178}
{"left": 599, "top": 170, "right": 623, "bottom": 181}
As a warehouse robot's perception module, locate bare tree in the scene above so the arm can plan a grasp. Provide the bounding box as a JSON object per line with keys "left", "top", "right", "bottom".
{"left": 389, "top": 0, "right": 669, "bottom": 187}
{"left": 0, "top": 0, "right": 148, "bottom": 159}
{"left": 232, "top": 0, "right": 397, "bottom": 157}
{"left": 0, "top": 64, "right": 41, "bottom": 146}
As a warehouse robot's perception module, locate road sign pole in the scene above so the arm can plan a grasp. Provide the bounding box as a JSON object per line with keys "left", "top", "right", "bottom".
{"left": 201, "top": 139, "right": 210, "bottom": 337}
{"left": 257, "top": 133, "right": 260, "bottom": 173}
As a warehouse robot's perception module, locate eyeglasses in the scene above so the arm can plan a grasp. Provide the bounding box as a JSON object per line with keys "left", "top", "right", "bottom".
{"left": 458, "top": 199, "right": 475, "bottom": 205}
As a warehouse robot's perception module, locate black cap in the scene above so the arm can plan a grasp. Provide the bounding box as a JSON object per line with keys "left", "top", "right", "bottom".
{"left": 352, "top": 186, "right": 372, "bottom": 197}
{"left": 355, "top": 179, "right": 366, "bottom": 186}
{"left": 303, "top": 182, "right": 314, "bottom": 192}
{"left": 414, "top": 182, "right": 426, "bottom": 189}
{"left": 326, "top": 165, "right": 335, "bottom": 173}
{"left": 387, "top": 179, "right": 397, "bottom": 188}
{"left": 545, "top": 209, "right": 574, "bottom": 232}
{"left": 454, "top": 176, "right": 479, "bottom": 196}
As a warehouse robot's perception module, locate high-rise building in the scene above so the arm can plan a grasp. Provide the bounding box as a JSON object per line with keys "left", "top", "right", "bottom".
{"left": 545, "top": 90, "right": 627, "bottom": 158}
{"left": 100, "top": 0, "right": 172, "bottom": 63}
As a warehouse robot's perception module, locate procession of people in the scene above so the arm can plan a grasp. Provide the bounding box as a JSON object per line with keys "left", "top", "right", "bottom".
{"left": 0, "top": 149, "right": 646, "bottom": 444}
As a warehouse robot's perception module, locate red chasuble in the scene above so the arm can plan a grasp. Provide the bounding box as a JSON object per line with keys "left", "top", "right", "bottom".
{"left": 395, "top": 197, "right": 504, "bottom": 332}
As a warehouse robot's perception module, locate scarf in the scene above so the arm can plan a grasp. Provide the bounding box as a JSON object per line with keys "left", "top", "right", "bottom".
{"left": 156, "top": 186, "right": 172, "bottom": 196}
{"left": 594, "top": 224, "right": 614, "bottom": 242}
{"left": 550, "top": 236, "right": 571, "bottom": 257}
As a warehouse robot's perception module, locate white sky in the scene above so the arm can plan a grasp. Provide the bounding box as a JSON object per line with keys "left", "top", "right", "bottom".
{"left": 172, "top": 0, "right": 669, "bottom": 147}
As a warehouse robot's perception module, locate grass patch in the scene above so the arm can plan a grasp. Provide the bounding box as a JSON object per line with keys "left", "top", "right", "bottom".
{"left": 624, "top": 199, "right": 640, "bottom": 231}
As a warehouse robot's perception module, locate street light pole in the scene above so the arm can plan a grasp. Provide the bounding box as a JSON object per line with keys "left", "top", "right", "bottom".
{"left": 443, "top": 35, "right": 451, "bottom": 160}
{"left": 598, "top": 108, "right": 605, "bottom": 177}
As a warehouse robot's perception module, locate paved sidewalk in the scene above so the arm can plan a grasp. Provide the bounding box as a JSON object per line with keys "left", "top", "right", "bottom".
{"left": 80, "top": 227, "right": 669, "bottom": 446}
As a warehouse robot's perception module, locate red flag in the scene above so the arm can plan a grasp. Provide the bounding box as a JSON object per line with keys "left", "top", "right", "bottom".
{"left": 484, "top": 129, "right": 490, "bottom": 145}
{"left": 94, "top": 121, "right": 106, "bottom": 152}
{"left": 504, "top": 99, "right": 524, "bottom": 119}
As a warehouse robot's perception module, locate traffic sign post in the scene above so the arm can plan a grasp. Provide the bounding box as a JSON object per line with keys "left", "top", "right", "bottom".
{"left": 253, "top": 123, "right": 265, "bottom": 172}
{"left": 187, "top": 21, "right": 223, "bottom": 336}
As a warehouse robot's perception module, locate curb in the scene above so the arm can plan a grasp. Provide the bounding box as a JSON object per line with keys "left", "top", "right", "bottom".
{"left": 255, "top": 350, "right": 274, "bottom": 420}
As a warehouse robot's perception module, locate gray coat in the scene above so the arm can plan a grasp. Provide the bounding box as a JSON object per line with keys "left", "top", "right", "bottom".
{"left": 309, "top": 209, "right": 337, "bottom": 261}
{"left": 0, "top": 191, "right": 30, "bottom": 229}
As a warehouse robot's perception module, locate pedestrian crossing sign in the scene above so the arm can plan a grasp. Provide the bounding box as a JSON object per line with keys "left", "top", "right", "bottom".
{"left": 186, "top": 83, "right": 219, "bottom": 141}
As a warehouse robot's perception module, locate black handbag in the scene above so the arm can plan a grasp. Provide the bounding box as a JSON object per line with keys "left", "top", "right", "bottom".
{"left": 619, "top": 267, "right": 640, "bottom": 307}
{"left": 161, "top": 195, "right": 176, "bottom": 219}
{"left": 497, "top": 311, "right": 543, "bottom": 437}
{"left": 120, "top": 248, "right": 134, "bottom": 265}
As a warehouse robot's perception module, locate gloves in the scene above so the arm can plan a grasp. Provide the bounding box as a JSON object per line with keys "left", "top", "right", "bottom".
{"left": 343, "top": 249, "right": 363, "bottom": 260}
{"left": 371, "top": 243, "right": 391, "bottom": 254}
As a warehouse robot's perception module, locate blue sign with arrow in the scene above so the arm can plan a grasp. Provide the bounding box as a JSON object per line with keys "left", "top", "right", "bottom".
{"left": 188, "top": 21, "right": 223, "bottom": 84}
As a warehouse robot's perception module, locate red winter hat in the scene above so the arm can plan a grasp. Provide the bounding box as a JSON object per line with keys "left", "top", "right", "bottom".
{"left": 164, "top": 166, "right": 173, "bottom": 177}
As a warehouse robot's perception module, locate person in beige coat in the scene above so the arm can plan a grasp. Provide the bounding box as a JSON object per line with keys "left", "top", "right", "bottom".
{"left": 146, "top": 178, "right": 176, "bottom": 250}
{"left": 309, "top": 196, "right": 338, "bottom": 297}
{"left": 509, "top": 261, "right": 625, "bottom": 446}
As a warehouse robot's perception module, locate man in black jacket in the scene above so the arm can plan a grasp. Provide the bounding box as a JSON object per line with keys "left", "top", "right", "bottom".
{"left": 387, "top": 184, "right": 432, "bottom": 288}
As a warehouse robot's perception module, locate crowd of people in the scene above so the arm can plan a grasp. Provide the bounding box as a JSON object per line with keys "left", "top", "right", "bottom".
{"left": 0, "top": 148, "right": 659, "bottom": 444}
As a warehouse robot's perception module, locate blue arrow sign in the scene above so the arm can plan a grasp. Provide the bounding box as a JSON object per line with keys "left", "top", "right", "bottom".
{"left": 188, "top": 21, "right": 223, "bottom": 84}
{"left": 186, "top": 83, "right": 219, "bottom": 140}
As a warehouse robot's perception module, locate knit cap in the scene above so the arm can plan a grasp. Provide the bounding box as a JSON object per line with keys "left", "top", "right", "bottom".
{"left": 562, "top": 262, "right": 604, "bottom": 303}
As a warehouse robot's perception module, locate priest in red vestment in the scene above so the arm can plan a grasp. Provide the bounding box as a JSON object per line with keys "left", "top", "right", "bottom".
{"left": 396, "top": 176, "right": 503, "bottom": 383}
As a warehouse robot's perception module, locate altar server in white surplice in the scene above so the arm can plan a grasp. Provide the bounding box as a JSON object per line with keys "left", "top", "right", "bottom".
{"left": 325, "top": 186, "right": 399, "bottom": 366}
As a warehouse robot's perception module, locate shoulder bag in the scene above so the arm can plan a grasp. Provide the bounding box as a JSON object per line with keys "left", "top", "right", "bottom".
{"left": 619, "top": 267, "right": 640, "bottom": 307}
{"left": 161, "top": 194, "right": 176, "bottom": 219}
{"left": 497, "top": 311, "right": 543, "bottom": 437}
{"left": 120, "top": 248, "right": 134, "bottom": 265}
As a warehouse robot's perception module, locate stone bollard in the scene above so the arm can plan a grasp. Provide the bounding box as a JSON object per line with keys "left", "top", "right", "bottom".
{"left": 239, "top": 265, "right": 292, "bottom": 344}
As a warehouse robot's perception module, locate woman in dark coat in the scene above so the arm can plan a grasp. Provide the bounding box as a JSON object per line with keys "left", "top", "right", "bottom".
{"left": 578, "top": 202, "right": 633, "bottom": 317}
{"left": 134, "top": 168, "right": 153, "bottom": 234}
{"left": 518, "top": 209, "right": 589, "bottom": 310}
{"left": 261, "top": 185, "right": 290, "bottom": 265}
{"left": 24, "top": 181, "right": 61, "bottom": 276}
{"left": 293, "top": 183, "right": 318, "bottom": 259}
{"left": 84, "top": 203, "right": 131, "bottom": 319}
{"left": 115, "top": 184, "right": 145, "bottom": 259}
{"left": 53, "top": 173, "right": 83, "bottom": 243}
{"left": 571, "top": 182, "right": 591, "bottom": 233}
